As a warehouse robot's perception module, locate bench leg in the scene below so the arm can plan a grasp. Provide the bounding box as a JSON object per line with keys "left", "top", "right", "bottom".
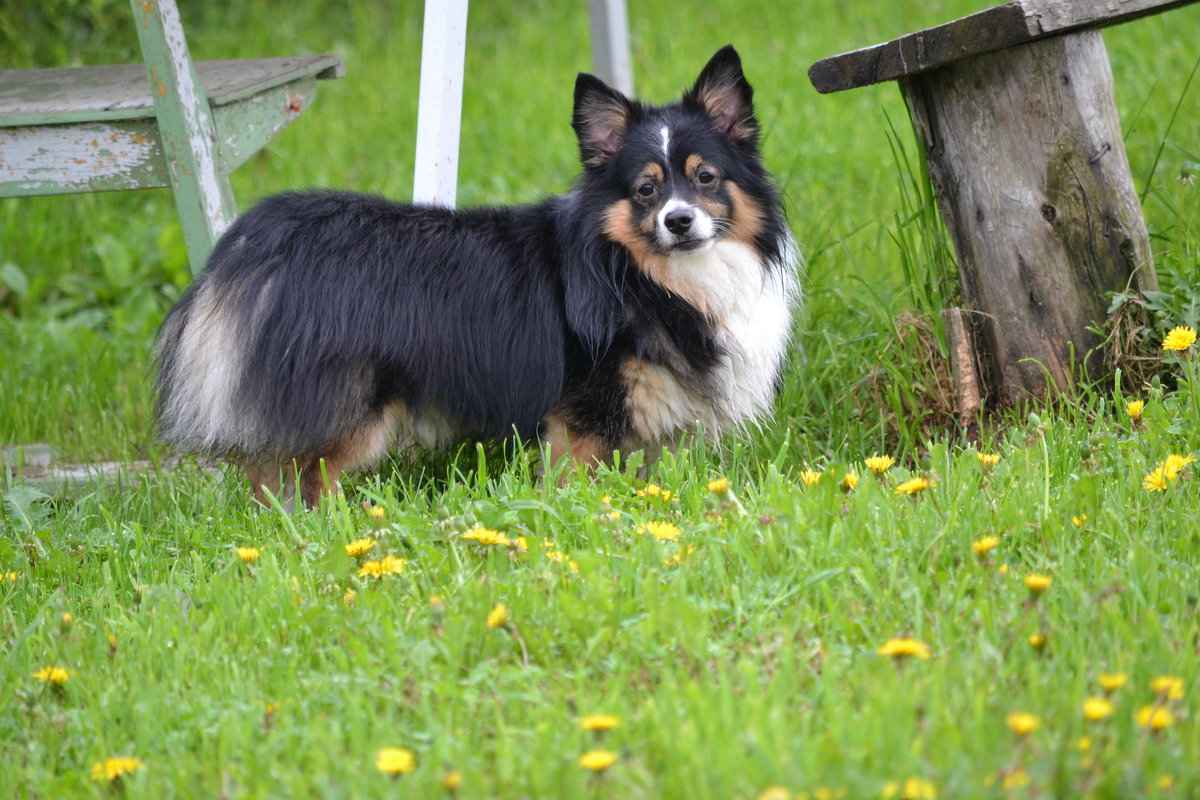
{"left": 903, "top": 29, "right": 1157, "bottom": 403}
{"left": 131, "top": 0, "right": 237, "bottom": 274}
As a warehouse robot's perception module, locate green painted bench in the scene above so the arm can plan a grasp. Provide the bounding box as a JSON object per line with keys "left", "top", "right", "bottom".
{"left": 0, "top": 0, "right": 343, "bottom": 274}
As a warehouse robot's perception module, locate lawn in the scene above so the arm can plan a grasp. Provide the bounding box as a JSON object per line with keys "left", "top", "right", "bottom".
{"left": 2, "top": 0, "right": 1199, "bottom": 797}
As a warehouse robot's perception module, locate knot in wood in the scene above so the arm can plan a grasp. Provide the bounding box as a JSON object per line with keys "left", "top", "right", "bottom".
{"left": 1040, "top": 203, "right": 1057, "bottom": 223}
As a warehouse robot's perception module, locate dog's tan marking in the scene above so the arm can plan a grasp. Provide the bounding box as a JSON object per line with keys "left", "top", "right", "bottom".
{"left": 621, "top": 356, "right": 711, "bottom": 445}
{"left": 684, "top": 154, "right": 706, "bottom": 178}
{"left": 727, "top": 182, "right": 766, "bottom": 246}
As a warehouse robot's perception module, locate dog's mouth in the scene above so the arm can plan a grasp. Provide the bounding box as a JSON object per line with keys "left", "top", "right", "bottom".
{"left": 670, "top": 237, "right": 715, "bottom": 254}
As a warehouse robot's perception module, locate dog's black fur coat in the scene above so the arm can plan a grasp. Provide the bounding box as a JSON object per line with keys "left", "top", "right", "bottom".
{"left": 156, "top": 45, "right": 797, "bottom": 505}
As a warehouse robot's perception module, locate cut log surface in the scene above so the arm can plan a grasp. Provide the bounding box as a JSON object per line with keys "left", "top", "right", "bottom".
{"left": 809, "top": 0, "right": 1199, "bottom": 93}
{"left": 904, "top": 30, "right": 1156, "bottom": 401}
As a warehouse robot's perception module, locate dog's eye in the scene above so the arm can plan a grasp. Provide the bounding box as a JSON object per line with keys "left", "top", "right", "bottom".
{"left": 697, "top": 170, "right": 717, "bottom": 185}
{"left": 636, "top": 183, "right": 657, "bottom": 199}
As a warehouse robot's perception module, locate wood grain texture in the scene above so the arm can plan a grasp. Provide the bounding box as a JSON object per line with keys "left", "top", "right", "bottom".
{"left": 809, "top": 0, "right": 1199, "bottom": 93}
{"left": 904, "top": 30, "right": 1156, "bottom": 402}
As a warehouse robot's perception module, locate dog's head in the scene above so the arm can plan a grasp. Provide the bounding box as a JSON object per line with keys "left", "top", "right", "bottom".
{"left": 572, "top": 45, "right": 771, "bottom": 258}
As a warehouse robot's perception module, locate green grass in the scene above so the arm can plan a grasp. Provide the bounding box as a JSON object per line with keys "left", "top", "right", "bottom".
{"left": 3, "top": 0, "right": 1200, "bottom": 796}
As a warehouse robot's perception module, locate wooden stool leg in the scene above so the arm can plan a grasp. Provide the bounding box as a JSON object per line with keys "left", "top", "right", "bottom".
{"left": 903, "top": 30, "right": 1157, "bottom": 403}
{"left": 131, "top": 0, "right": 237, "bottom": 274}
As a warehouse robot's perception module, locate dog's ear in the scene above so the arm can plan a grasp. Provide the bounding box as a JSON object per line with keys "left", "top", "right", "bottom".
{"left": 573, "top": 73, "right": 633, "bottom": 167}
{"left": 685, "top": 45, "right": 758, "bottom": 147}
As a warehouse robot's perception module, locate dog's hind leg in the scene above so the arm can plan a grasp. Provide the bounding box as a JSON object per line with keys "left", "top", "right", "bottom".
{"left": 296, "top": 402, "right": 407, "bottom": 509}
{"left": 542, "top": 413, "right": 611, "bottom": 482}
{"left": 242, "top": 460, "right": 283, "bottom": 507}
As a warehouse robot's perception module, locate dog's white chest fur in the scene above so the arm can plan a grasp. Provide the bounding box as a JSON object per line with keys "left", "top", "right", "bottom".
{"left": 623, "top": 238, "right": 797, "bottom": 447}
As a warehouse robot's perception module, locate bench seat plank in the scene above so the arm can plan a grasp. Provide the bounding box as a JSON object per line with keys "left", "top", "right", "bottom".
{"left": 809, "top": 0, "right": 1197, "bottom": 94}
{"left": 0, "top": 54, "right": 343, "bottom": 127}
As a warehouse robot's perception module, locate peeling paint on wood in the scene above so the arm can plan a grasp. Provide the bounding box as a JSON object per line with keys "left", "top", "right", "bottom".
{"left": 0, "top": 121, "right": 166, "bottom": 196}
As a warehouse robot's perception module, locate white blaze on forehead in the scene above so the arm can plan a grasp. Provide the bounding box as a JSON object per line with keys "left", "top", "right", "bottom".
{"left": 660, "top": 125, "right": 670, "bottom": 160}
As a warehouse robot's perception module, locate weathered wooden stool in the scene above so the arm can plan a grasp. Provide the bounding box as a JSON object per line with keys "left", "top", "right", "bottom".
{"left": 0, "top": 0, "right": 343, "bottom": 274}
{"left": 810, "top": 0, "right": 1197, "bottom": 416}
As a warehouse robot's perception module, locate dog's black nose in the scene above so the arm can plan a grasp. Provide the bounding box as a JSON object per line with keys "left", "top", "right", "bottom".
{"left": 664, "top": 208, "right": 694, "bottom": 235}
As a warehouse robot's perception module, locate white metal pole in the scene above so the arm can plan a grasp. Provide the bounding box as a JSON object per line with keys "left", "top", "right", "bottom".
{"left": 587, "top": 0, "right": 633, "bottom": 96}
{"left": 413, "top": 0, "right": 469, "bottom": 206}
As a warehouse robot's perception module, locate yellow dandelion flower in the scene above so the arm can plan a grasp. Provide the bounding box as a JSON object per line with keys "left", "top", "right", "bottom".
{"left": 757, "top": 786, "right": 792, "bottom": 800}
{"left": 61, "top": 612, "right": 74, "bottom": 626}
{"left": 1163, "top": 453, "right": 1196, "bottom": 480}
{"left": 1077, "top": 735, "right": 1093, "bottom": 752}
{"left": 1072, "top": 513, "right": 1087, "bottom": 528}
{"left": 1005, "top": 711, "right": 1040, "bottom": 737}
{"left": 637, "top": 521, "right": 683, "bottom": 541}
{"left": 877, "top": 637, "right": 931, "bottom": 660}
{"left": 972, "top": 536, "right": 1000, "bottom": 557}
{"left": 1136, "top": 705, "right": 1174, "bottom": 731}
{"left": 4, "top": 571, "right": 19, "bottom": 583}
{"left": 1083, "top": 697, "right": 1114, "bottom": 721}
{"left": 344, "top": 538, "right": 376, "bottom": 558}
{"left": 881, "top": 777, "right": 937, "bottom": 799}
{"left": 32, "top": 665, "right": 70, "bottom": 684}
{"left": 580, "top": 713, "right": 620, "bottom": 732}
{"left": 367, "top": 505, "right": 386, "bottom": 522}
{"left": 378, "top": 554, "right": 406, "bottom": 576}
{"left": 1150, "top": 675, "right": 1185, "bottom": 700}
{"left": 89, "top": 756, "right": 145, "bottom": 782}
{"left": 894, "top": 476, "right": 932, "bottom": 496}
{"left": 512, "top": 535, "right": 529, "bottom": 552}
{"left": 637, "top": 484, "right": 674, "bottom": 502}
{"left": 343, "top": 587, "right": 357, "bottom": 606}
{"left": 461, "top": 527, "right": 510, "bottom": 546}
{"left": 1028, "top": 632, "right": 1047, "bottom": 650}
{"left": 1162, "top": 325, "right": 1197, "bottom": 352}
{"left": 997, "top": 563, "right": 1009, "bottom": 574}
{"left": 1024, "top": 573, "right": 1052, "bottom": 595}
{"left": 977, "top": 452, "right": 1001, "bottom": 468}
{"left": 236, "top": 546, "right": 260, "bottom": 564}
{"left": 1126, "top": 399, "right": 1145, "bottom": 420}
{"left": 357, "top": 560, "right": 382, "bottom": 579}
{"left": 1143, "top": 464, "right": 1169, "bottom": 492}
{"left": 441, "top": 770, "right": 463, "bottom": 790}
{"left": 664, "top": 545, "right": 698, "bottom": 567}
{"left": 1157, "top": 775, "right": 1175, "bottom": 791}
{"left": 486, "top": 603, "right": 509, "bottom": 629}
{"left": 707, "top": 476, "right": 730, "bottom": 495}
{"left": 801, "top": 469, "right": 822, "bottom": 487}
{"left": 865, "top": 455, "right": 895, "bottom": 474}
{"left": 840, "top": 472, "right": 860, "bottom": 492}
{"left": 1001, "top": 769, "right": 1030, "bottom": 790}
{"left": 1098, "top": 672, "right": 1127, "bottom": 692}
{"left": 375, "top": 747, "right": 416, "bottom": 776}
{"left": 578, "top": 749, "right": 618, "bottom": 772}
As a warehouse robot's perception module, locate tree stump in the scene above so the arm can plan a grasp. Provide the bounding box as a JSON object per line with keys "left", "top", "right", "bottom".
{"left": 808, "top": 0, "right": 1194, "bottom": 407}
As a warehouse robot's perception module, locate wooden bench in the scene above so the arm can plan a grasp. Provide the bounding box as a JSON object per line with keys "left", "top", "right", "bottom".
{"left": 0, "top": 0, "right": 343, "bottom": 275}
{"left": 809, "top": 0, "right": 1197, "bottom": 415}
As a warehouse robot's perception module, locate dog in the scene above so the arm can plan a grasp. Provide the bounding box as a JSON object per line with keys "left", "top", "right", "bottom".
{"left": 155, "top": 45, "right": 799, "bottom": 508}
